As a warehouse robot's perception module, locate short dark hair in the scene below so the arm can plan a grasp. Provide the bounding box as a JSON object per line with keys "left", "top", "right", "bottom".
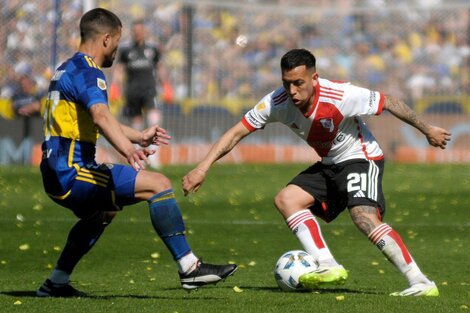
{"left": 280, "top": 48, "right": 316, "bottom": 71}
{"left": 79, "top": 8, "right": 122, "bottom": 42}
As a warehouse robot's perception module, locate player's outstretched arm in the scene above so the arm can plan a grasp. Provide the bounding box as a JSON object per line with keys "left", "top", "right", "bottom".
{"left": 90, "top": 103, "right": 152, "bottom": 170}
{"left": 182, "top": 121, "right": 251, "bottom": 196}
{"left": 383, "top": 95, "right": 451, "bottom": 149}
{"left": 120, "top": 124, "right": 171, "bottom": 147}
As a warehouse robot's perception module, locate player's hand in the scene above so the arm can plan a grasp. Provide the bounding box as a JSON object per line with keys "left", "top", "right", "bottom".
{"left": 141, "top": 125, "right": 171, "bottom": 147}
{"left": 182, "top": 168, "right": 207, "bottom": 196}
{"left": 17, "top": 102, "right": 41, "bottom": 117}
{"left": 127, "top": 148, "right": 155, "bottom": 171}
{"left": 425, "top": 125, "right": 451, "bottom": 149}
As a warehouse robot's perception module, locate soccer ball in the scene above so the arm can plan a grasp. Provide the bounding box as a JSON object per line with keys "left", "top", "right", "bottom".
{"left": 274, "top": 250, "right": 317, "bottom": 291}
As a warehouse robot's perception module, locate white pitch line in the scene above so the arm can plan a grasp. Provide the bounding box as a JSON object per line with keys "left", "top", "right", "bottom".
{"left": 0, "top": 217, "right": 469, "bottom": 227}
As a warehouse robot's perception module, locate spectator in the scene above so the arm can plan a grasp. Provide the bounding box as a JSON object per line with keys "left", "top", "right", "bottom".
{"left": 0, "top": 61, "right": 43, "bottom": 119}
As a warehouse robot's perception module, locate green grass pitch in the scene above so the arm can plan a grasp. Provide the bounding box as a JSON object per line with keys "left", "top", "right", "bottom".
{"left": 0, "top": 163, "right": 469, "bottom": 312}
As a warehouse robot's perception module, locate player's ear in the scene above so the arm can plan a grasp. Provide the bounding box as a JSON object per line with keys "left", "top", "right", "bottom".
{"left": 310, "top": 71, "right": 319, "bottom": 85}
{"left": 103, "top": 33, "right": 110, "bottom": 47}
{"left": 311, "top": 71, "right": 318, "bottom": 81}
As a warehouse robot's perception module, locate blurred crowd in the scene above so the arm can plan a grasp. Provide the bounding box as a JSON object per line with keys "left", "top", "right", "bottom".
{"left": 0, "top": 0, "right": 469, "bottom": 119}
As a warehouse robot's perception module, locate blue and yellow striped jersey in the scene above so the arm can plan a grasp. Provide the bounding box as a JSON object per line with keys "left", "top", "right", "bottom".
{"left": 41, "top": 52, "right": 109, "bottom": 197}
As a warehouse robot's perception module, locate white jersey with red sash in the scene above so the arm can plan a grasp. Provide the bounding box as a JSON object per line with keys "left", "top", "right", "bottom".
{"left": 242, "top": 77, "right": 385, "bottom": 165}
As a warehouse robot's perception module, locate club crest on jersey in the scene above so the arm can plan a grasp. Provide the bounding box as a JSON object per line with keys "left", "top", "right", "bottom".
{"left": 97, "top": 78, "right": 107, "bottom": 90}
{"left": 144, "top": 48, "right": 155, "bottom": 59}
{"left": 320, "top": 118, "right": 334, "bottom": 132}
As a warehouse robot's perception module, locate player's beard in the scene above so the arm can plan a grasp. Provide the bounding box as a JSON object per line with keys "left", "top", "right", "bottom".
{"left": 102, "top": 49, "right": 117, "bottom": 68}
{"left": 102, "top": 58, "right": 113, "bottom": 68}
{"left": 102, "top": 55, "right": 114, "bottom": 68}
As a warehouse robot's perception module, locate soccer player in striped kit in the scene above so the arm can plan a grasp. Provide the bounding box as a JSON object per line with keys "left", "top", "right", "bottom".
{"left": 182, "top": 48, "right": 451, "bottom": 296}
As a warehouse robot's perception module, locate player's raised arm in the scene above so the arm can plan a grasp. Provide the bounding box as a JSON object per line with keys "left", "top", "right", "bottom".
{"left": 182, "top": 121, "right": 251, "bottom": 196}
{"left": 382, "top": 95, "right": 451, "bottom": 149}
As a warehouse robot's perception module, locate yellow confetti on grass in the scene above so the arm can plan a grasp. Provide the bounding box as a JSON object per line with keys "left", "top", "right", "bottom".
{"left": 336, "top": 295, "right": 345, "bottom": 301}
{"left": 14, "top": 300, "right": 22, "bottom": 305}
{"left": 19, "top": 244, "right": 30, "bottom": 251}
{"left": 248, "top": 261, "right": 256, "bottom": 266}
{"left": 233, "top": 286, "right": 243, "bottom": 293}
{"left": 460, "top": 305, "right": 468, "bottom": 310}
{"left": 151, "top": 252, "right": 160, "bottom": 259}
{"left": 33, "top": 204, "right": 43, "bottom": 211}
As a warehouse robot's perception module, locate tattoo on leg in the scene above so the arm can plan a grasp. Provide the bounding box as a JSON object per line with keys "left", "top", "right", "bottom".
{"left": 349, "top": 205, "right": 379, "bottom": 236}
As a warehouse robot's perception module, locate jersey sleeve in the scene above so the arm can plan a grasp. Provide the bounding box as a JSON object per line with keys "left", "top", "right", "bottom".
{"left": 74, "top": 68, "right": 109, "bottom": 110}
{"left": 340, "top": 84, "right": 384, "bottom": 117}
{"left": 241, "top": 91, "right": 276, "bottom": 132}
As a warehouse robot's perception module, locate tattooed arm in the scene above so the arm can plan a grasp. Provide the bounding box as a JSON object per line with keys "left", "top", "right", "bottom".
{"left": 383, "top": 95, "right": 451, "bottom": 149}
{"left": 182, "top": 121, "right": 251, "bottom": 196}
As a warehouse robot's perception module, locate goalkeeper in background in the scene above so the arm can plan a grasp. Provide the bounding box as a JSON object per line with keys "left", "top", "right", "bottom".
{"left": 183, "top": 48, "right": 451, "bottom": 297}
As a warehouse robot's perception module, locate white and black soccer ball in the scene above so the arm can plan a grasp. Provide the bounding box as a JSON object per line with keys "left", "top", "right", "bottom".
{"left": 274, "top": 250, "right": 317, "bottom": 291}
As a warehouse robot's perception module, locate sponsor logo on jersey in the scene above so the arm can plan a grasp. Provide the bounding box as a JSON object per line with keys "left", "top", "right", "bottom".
{"left": 320, "top": 118, "right": 334, "bottom": 132}
{"left": 97, "top": 78, "right": 107, "bottom": 90}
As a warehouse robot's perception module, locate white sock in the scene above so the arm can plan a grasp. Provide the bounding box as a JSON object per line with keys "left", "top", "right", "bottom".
{"left": 369, "top": 223, "right": 431, "bottom": 286}
{"left": 286, "top": 209, "right": 338, "bottom": 267}
{"left": 50, "top": 269, "right": 70, "bottom": 285}
{"left": 177, "top": 252, "right": 198, "bottom": 274}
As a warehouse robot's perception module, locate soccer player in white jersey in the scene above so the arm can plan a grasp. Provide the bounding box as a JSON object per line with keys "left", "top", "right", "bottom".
{"left": 182, "top": 48, "right": 451, "bottom": 296}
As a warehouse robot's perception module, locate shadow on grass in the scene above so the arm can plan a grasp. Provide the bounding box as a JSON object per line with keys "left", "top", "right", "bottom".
{"left": 0, "top": 290, "right": 220, "bottom": 300}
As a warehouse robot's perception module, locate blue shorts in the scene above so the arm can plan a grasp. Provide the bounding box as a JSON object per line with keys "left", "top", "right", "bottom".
{"left": 45, "top": 163, "right": 139, "bottom": 219}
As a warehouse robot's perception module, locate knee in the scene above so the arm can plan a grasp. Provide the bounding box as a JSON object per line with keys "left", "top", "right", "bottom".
{"left": 274, "top": 188, "right": 291, "bottom": 213}
{"left": 138, "top": 171, "right": 173, "bottom": 198}
{"left": 152, "top": 172, "right": 172, "bottom": 192}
